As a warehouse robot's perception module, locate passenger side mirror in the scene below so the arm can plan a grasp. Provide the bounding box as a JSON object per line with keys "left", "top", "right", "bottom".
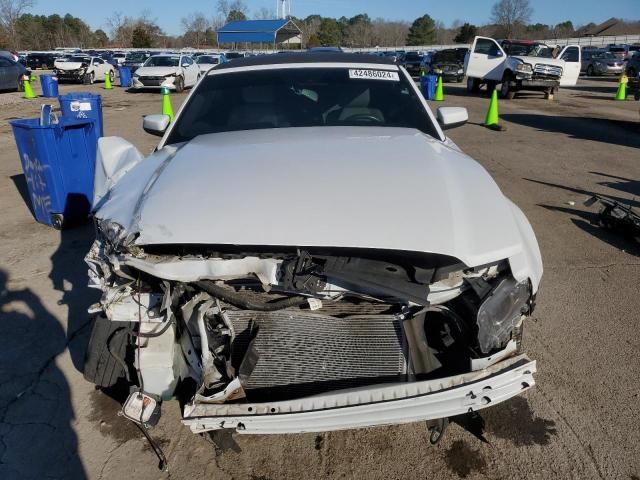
{"left": 143, "top": 114, "right": 171, "bottom": 137}
{"left": 436, "top": 107, "right": 468, "bottom": 130}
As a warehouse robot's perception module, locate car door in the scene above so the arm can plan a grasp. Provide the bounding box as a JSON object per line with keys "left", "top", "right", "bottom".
{"left": 181, "top": 56, "right": 197, "bottom": 85}
{"left": 94, "top": 58, "right": 106, "bottom": 78}
{"left": 464, "top": 36, "right": 506, "bottom": 81}
{"left": 0, "top": 58, "right": 10, "bottom": 89}
{"left": 558, "top": 45, "right": 581, "bottom": 86}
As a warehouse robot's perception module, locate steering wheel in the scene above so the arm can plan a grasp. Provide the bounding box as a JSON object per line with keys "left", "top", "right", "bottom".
{"left": 342, "top": 113, "right": 383, "bottom": 124}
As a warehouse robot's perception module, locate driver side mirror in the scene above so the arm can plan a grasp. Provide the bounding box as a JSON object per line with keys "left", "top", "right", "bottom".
{"left": 436, "top": 107, "right": 468, "bottom": 130}
{"left": 182, "top": 63, "right": 190, "bottom": 67}
{"left": 143, "top": 114, "right": 171, "bottom": 137}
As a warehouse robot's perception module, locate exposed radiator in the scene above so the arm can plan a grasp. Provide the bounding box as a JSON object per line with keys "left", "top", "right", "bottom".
{"left": 225, "top": 310, "right": 408, "bottom": 399}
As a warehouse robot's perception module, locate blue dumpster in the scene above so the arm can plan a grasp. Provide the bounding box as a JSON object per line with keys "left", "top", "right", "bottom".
{"left": 59, "top": 93, "right": 104, "bottom": 137}
{"left": 119, "top": 67, "right": 132, "bottom": 87}
{"left": 39, "top": 74, "right": 59, "bottom": 98}
{"left": 10, "top": 118, "right": 97, "bottom": 228}
{"left": 421, "top": 75, "right": 438, "bottom": 100}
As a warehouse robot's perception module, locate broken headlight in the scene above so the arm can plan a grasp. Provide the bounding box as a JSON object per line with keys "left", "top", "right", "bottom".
{"left": 476, "top": 277, "right": 531, "bottom": 354}
{"left": 96, "top": 219, "right": 136, "bottom": 252}
{"left": 515, "top": 62, "right": 533, "bottom": 74}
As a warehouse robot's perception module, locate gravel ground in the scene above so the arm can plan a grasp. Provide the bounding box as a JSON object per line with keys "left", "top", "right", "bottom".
{"left": 0, "top": 75, "right": 639, "bottom": 480}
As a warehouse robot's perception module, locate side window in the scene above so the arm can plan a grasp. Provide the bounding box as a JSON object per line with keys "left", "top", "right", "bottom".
{"left": 474, "top": 39, "right": 500, "bottom": 56}
{"left": 561, "top": 47, "right": 580, "bottom": 62}
{"left": 94, "top": 58, "right": 103, "bottom": 65}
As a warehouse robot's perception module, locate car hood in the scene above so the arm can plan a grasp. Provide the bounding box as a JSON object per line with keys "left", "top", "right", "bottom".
{"left": 512, "top": 55, "right": 564, "bottom": 67}
{"left": 135, "top": 66, "right": 179, "bottom": 76}
{"left": 57, "top": 62, "right": 86, "bottom": 70}
{"left": 95, "top": 127, "right": 534, "bottom": 273}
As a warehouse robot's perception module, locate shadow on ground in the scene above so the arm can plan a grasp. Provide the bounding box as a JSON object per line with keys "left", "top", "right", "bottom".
{"left": 0, "top": 269, "right": 87, "bottom": 479}
{"left": 503, "top": 114, "right": 640, "bottom": 149}
{"left": 49, "top": 222, "right": 99, "bottom": 373}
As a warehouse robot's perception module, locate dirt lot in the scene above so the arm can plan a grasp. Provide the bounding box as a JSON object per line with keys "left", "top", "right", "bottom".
{"left": 0, "top": 73, "right": 639, "bottom": 480}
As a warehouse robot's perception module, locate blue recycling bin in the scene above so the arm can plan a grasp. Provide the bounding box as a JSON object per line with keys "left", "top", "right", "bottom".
{"left": 119, "top": 67, "right": 132, "bottom": 87}
{"left": 10, "top": 118, "right": 97, "bottom": 228}
{"left": 39, "top": 74, "right": 59, "bottom": 98}
{"left": 58, "top": 92, "right": 104, "bottom": 137}
{"left": 421, "top": 75, "right": 438, "bottom": 100}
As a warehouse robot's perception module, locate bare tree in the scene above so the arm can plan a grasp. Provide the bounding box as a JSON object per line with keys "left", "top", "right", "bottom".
{"left": 253, "top": 7, "right": 274, "bottom": 20}
{"left": 0, "top": 0, "right": 35, "bottom": 48}
{"left": 490, "top": 0, "right": 532, "bottom": 39}
{"left": 181, "top": 12, "right": 209, "bottom": 48}
{"left": 217, "top": 0, "right": 247, "bottom": 19}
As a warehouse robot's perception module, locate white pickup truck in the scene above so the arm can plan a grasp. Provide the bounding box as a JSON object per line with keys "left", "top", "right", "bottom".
{"left": 464, "top": 37, "right": 581, "bottom": 99}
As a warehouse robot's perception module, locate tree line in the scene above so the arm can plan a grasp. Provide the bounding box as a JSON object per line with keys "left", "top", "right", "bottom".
{"left": 1, "top": 0, "right": 639, "bottom": 51}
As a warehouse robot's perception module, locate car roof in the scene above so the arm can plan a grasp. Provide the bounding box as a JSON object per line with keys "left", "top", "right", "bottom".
{"left": 215, "top": 52, "right": 396, "bottom": 70}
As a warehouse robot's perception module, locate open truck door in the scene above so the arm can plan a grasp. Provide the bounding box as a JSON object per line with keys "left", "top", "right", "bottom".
{"left": 558, "top": 45, "right": 581, "bottom": 86}
{"left": 464, "top": 36, "right": 506, "bottom": 82}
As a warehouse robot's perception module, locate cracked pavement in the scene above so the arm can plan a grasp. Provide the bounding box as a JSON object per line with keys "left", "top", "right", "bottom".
{"left": 0, "top": 75, "right": 639, "bottom": 479}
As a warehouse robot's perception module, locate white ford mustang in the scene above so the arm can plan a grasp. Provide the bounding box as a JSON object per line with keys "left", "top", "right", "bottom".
{"left": 86, "top": 53, "right": 542, "bottom": 437}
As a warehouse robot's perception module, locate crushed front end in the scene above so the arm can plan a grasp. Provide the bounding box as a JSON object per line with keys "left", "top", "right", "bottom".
{"left": 85, "top": 219, "right": 537, "bottom": 434}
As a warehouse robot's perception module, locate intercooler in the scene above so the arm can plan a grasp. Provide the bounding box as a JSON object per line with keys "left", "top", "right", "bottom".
{"left": 225, "top": 310, "right": 409, "bottom": 400}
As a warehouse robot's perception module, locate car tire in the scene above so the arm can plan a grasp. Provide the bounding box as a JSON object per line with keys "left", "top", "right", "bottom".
{"left": 84, "top": 72, "right": 94, "bottom": 85}
{"left": 500, "top": 73, "right": 516, "bottom": 100}
{"left": 16, "top": 76, "right": 24, "bottom": 92}
{"left": 83, "top": 316, "right": 133, "bottom": 388}
{"left": 587, "top": 65, "right": 594, "bottom": 76}
{"left": 466, "top": 77, "right": 480, "bottom": 93}
{"left": 174, "top": 76, "right": 184, "bottom": 93}
{"left": 628, "top": 67, "right": 637, "bottom": 78}
{"left": 486, "top": 80, "right": 497, "bottom": 96}
{"left": 109, "top": 70, "right": 115, "bottom": 83}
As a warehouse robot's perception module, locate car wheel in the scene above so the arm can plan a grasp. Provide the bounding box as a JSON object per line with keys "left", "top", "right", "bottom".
{"left": 174, "top": 76, "right": 184, "bottom": 93}
{"left": 83, "top": 316, "right": 133, "bottom": 388}
{"left": 109, "top": 70, "right": 115, "bottom": 83}
{"left": 84, "top": 72, "right": 94, "bottom": 85}
{"left": 628, "top": 67, "right": 637, "bottom": 78}
{"left": 16, "top": 75, "right": 24, "bottom": 92}
{"left": 466, "top": 77, "right": 480, "bottom": 93}
{"left": 486, "top": 80, "right": 497, "bottom": 96}
{"left": 587, "top": 65, "right": 594, "bottom": 76}
{"left": 500, "top": 73, "right": 516, "bottom": 100}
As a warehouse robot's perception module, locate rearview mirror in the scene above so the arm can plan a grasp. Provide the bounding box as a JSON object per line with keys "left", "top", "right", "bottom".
{"left": 143, "top": 114, "right": 170, "bottom": 137}
{"left": 436, "top": 107, "right": 468, "bottom": 130}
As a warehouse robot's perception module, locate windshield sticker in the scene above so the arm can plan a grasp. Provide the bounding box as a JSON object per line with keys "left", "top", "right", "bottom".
{"left": 349, "top": 69, "right": 400, "bottom": 81}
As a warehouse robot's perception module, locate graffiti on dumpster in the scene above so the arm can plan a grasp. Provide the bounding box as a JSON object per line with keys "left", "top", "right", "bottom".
{"left": 22, "top": 153, "right": 52, "bottom": 213}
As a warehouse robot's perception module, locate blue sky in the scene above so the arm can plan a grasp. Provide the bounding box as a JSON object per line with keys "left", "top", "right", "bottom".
{"left": 34, "top": 0, "right": 638, "bottom": 36}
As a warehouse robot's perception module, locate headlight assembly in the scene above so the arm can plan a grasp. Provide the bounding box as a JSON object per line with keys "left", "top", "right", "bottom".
{"left": 476, "top": 277, "right": 531, "bottom": 354}
{"left": 515, "top": 62, "right": 533, "bottom": 74}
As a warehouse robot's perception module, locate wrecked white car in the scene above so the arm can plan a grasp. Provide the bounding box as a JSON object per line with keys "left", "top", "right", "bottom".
{"left": 84, "top": 54, "right": 542, "bottom": 436}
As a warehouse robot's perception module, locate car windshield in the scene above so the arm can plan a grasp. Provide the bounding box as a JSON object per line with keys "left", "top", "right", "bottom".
{"left": 144, "top": 56, "right": 179, "bottom": 67}
{"left": 196, "top": 56, "right": 220, "bottom": 65}
{"left": 433, "top": 50, "right": 464, "bottom": 63}
{"left": 505, "top": 43, "right": 553, "bottom": 58}
{"left": 69, "top": 56, "right": 90, "bottom": 63}
{"left": 165, "top": 67, "right": 438, "bottom": 145}
{"left": 404, "top": 53, "right": 421, "bottom": 61}
{"left": 609, "top": 47, "right": 626, "bottom": 53}
{"left": 593, "top": 52, "right": 616, "bottom": 60}
{"left": 126, "top": 53, "right": 148, "bottom": 62}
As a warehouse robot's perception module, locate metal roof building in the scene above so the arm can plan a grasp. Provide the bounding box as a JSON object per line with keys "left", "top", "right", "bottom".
{"left": 217, "top": 20, "right": 302, "bottom": 47}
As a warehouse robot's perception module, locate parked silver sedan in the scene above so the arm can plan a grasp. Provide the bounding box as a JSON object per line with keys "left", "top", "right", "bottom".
{"left": 0, "top": 56, "right": 30, "bottom": 92}
{"left": 581, "top": 51, "right": 625, "bottom": 76}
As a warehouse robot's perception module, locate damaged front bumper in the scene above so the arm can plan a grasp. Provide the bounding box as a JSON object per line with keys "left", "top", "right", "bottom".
{"left": 183, "top": 355, "right": 535, "bottom": 434}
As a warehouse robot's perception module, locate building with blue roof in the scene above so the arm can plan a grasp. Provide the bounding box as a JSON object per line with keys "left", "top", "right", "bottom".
{"left": 217, "top": 19, "right": 302, "bottom": 48}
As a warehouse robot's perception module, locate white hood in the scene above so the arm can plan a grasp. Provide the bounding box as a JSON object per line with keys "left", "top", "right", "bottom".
{"left": 512, "top": 55, "right": 564, "bottom": 67}
{"left": 95, "top": 127, "right": 543, "bottom": 289}
{"left": 57, "top": 62, "right": 87, "bottom": 71}
{"left": 135, "top": 66, "right": 179, "bottom": 76}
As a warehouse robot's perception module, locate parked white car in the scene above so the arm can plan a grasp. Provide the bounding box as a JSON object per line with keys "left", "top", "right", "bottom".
{"left": 54, "top": 55, "right": 115, "bottom": 84}
{"left": 464, "top": 37, "right": 581, "bottom": 99}
{"left": 132, "top": 54, "right": 200, "bottom": 92}
{"left": 195, "top": 54, "right": 227, "bottom": 73}
{"left": 112, "top": 52, "right": 127, "bottom": 66}
{"left": 86, "top": 54, "right": 541, "bottom": 437}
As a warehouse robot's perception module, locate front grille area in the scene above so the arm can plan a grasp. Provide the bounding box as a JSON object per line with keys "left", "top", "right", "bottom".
{"left": 226, "top": 310, "right": 408, "bottom": 399}
{"left": 534, "top": 63, "right": 562, "bottom": 78}
{"left": 139, "top": 76, "right": 165, "bottom": 86}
